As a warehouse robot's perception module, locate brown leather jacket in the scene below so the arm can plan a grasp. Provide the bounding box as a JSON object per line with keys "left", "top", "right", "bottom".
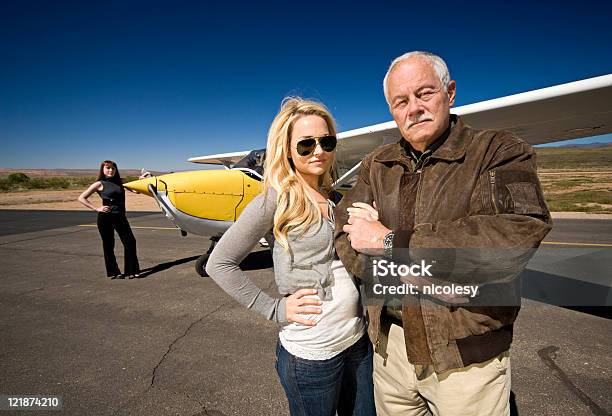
{"left": 334, "top": 115, "right": 552, "bottom": 373}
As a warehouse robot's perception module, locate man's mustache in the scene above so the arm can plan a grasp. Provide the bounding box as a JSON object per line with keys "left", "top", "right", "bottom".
{"left": 404, "top": 112, "right": 434, "bottom": 129}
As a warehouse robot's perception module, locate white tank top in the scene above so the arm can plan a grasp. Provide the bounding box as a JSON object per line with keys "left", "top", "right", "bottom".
{"left": 278, "top": 259, "right": 366, "bottom": 360}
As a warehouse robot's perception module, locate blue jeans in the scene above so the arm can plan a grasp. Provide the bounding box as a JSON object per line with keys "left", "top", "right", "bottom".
{"left": 275, "top": 333, "right": 376, "bottom": 416}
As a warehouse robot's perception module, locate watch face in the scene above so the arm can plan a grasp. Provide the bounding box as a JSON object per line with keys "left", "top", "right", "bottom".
{"left": 384, "top": 232, "right": 394, "bottom": 247}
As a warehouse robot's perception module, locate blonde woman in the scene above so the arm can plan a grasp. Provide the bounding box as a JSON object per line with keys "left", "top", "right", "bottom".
{"left": 206, "top": 98, "right": 375, "bottom": 416}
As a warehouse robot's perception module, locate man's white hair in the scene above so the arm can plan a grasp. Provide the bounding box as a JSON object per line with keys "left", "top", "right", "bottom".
{"left": 383, "top": 51, "right": 451, "bottom": 103}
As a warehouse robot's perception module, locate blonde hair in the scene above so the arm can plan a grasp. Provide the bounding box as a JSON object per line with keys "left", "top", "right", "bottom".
{"left": 263, "top": 97, "right": 338, "bottom": 250}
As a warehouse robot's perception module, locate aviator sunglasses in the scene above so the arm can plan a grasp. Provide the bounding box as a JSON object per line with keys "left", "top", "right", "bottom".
{"left": 295, "top": 135, "right": 337, "bottom": 156}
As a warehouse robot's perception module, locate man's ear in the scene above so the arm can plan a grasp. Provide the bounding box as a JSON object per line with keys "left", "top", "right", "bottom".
{"left": 447, "top": 80, "right": 457, "bottom": 107}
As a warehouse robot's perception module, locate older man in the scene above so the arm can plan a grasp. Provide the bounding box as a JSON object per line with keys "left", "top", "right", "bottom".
{"left": 334, "top": 51, "right": 552, "bottom": 415}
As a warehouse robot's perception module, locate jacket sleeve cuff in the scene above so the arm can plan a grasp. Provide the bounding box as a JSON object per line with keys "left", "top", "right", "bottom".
{"left": 393, "top": 229, "right": 414, "bottom": 249}
{"left": 275, "top": 296, "right": 288, "bottom": 325}
{"left": 391, "top": 229, "right": 413, "bottom": 264}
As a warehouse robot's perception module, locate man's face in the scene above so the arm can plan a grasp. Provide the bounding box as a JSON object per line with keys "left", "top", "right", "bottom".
{"left": 387, "top": 57, "right": 456, "bottom": 151}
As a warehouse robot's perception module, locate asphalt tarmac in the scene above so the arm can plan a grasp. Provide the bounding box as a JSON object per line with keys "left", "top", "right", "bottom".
{"left": 0, "top": 210, "right": 610, "bottom": 415}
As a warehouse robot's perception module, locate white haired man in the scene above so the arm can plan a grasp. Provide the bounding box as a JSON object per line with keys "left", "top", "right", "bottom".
{"left": 335, "top": 52, "right": 552, "bottom": 415}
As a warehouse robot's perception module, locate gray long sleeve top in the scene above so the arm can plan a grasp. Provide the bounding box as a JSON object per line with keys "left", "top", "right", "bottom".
{"left": 205, "top": 189, "right": 337, "bottom": 325}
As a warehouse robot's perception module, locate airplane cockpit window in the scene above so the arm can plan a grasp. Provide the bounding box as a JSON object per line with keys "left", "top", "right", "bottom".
{"left": 233, "top": 149, "right": 266, "bottom": 180}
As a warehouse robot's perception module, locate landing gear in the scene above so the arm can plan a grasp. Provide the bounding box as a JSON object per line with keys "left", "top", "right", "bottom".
{"left": 195, "top": 235, "right": 222, "bottom": 277}
{"left": 195, "top": 255, "right": 209, "bottom": 277}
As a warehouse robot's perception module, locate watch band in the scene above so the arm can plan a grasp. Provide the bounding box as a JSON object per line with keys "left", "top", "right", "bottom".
{"left": 383, "top": 231, "right": 395, "bottom": 258}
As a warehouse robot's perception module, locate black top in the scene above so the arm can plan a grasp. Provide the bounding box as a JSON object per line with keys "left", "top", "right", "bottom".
{"left": 97, "top": 179, "right": 125, "bottom": 214}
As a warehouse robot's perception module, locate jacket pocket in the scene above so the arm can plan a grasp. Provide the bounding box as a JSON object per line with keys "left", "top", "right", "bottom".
{"left": 505, "top": 182, "right": 544, "bottom": 216}
{"left": 450, "top": 307, "right": 503, "bottom": 340}
{"left": 489, "top": 169, "right": 546, "bottom": 217}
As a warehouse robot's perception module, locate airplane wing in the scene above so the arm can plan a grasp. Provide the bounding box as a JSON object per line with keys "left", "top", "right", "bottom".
{"left": 335, "top": 74, "right": 612, "bottom": 173}
{"left": 188, "top": 151, "right": 251, "bottom": 167}
{"left": 188, "top": 74, "right": 612, "bottom": 176}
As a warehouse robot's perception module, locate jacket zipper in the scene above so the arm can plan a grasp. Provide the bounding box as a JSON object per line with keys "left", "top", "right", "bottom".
{"left": 489, "top": 170, "right": 499, "bottom": 214}
{"left": 414, "top": 156, "right": 429, "bottom": 224}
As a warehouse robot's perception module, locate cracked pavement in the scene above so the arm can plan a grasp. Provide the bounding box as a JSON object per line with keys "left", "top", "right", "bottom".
{"left": 0, "top": 211, "right": 288, "bottom": 415}
{"left": 0, "top": 211, "right": 610, "bottom": 415}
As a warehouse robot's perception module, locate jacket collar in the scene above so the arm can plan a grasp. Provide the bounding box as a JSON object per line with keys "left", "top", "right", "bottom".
{"left": 374, "top": 114, "right": 468, "bottom": 163}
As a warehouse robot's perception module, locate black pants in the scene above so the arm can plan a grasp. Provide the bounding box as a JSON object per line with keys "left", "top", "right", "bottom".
{"left": 97, "top": 212, "right": 140, "bottom": 276}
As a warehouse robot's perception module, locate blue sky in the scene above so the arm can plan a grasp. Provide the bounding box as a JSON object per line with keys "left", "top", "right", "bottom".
{"left": 1, "top": 0, "right": 611, "bottom": 171}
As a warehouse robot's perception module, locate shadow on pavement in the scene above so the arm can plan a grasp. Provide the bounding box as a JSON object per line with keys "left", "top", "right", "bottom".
{"left": 135, "top": 255, "right": 201, "bottom": 279}
{"left": 521, "top": 269, "right": 612, "bottom": 319}
{"left": 511, "top": 391, "right": 519, "bottom": 416}
{"left": 131, "top": 249, "right": 273, "bottom": 280}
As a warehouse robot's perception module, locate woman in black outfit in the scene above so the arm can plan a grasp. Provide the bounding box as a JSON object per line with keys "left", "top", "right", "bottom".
{"left": 78, "top": 160, "right": 140, "bottom": 279}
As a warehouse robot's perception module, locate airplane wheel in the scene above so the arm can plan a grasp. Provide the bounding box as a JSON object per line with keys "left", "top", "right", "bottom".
{"left": 195, "top": 254, "right": 209, "bottom": 277}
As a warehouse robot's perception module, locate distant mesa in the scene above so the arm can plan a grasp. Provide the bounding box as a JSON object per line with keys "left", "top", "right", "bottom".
{"left": 0, "top": 168, "right": 168, "bottom": 178}
{"left": 549, "top": 142, "right": 612, "bottom": 149}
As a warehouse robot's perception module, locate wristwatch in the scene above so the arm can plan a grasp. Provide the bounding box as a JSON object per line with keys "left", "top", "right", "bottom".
{"left": 383, "top": 231, "right": 395, "bottom": 258}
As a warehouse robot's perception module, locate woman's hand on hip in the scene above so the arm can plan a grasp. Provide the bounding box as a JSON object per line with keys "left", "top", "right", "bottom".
{"left": 96, "top": 206, "right": 110, "bottom": 213}
{"left": 285, "top": 288, "right": 322, "bottom": 326}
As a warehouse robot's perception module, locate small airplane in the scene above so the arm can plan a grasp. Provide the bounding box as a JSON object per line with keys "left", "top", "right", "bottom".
{"left": 124, "top": 74, "right": 612, "bottom": 276}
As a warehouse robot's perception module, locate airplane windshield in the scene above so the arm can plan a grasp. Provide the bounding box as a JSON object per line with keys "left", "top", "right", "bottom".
{"left": 233, "top": 149, "right": 266, "bottom": 179}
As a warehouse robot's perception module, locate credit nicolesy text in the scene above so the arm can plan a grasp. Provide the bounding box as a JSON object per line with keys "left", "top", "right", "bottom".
{"left": 372, "top": 259, "right": 479, "bottom": 298}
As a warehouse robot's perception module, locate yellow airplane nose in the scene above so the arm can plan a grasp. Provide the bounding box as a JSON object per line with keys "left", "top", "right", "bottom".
{"left": 124, "top": 170, "right": 262, "bottom": 222}
{"left": 123, "top": 177, "right": 157, "bottom": 196}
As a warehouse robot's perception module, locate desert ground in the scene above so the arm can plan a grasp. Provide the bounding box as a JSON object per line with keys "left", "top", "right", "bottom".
{"left": 2, "top": 184, "right": 612, "bottom": 219}
{"left": 2, "top": 144, "right": 612, "bottom": 215}
{"left": 0, "top": 189, "right": 159, "bottom": 211}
